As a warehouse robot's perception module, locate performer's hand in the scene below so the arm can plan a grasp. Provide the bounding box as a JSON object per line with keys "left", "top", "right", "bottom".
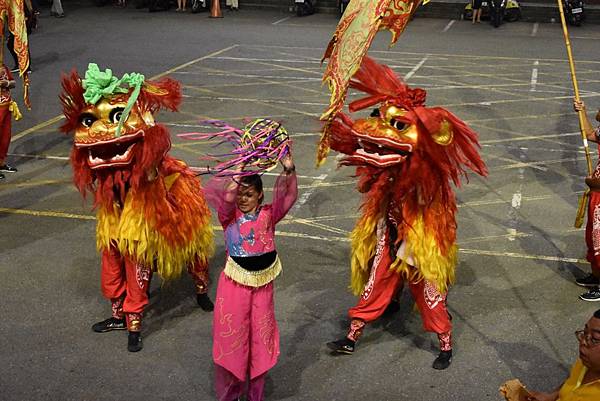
{"left": 280, "top": 152, "right": 295, "bottom": 173}
{"left": 574, "top": 99, "right": 586, "bottom": 113}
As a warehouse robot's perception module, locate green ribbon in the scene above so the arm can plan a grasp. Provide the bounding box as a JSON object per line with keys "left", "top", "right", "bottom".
{"left": 82, "top": 63, "right": 145, "bottom": 137}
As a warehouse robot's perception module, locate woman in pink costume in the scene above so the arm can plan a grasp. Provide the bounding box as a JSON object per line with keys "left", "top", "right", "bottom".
{"left": 205, "top": 153, "right": 297, "bottom": 401}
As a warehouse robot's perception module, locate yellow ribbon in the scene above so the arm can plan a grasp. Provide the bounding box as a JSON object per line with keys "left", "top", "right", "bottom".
{"left": 9, "top": 100, "right": 22, "bottom": 121}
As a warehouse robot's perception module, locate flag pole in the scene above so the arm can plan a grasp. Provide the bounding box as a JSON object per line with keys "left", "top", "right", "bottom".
{"left": 556, "top": 0, "right": 593, "bottom": 227}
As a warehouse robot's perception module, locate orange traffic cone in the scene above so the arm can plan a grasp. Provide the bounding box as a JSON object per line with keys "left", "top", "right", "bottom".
{"left": 209, "top": 0, "right": 223, "bottom": 17}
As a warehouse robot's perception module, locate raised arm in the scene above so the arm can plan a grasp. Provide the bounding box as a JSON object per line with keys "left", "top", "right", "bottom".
{"left": 573, "top": 99, "right": 598, "bottom": 143}
{"left": 271, "top": 154, "right": 298, "bottom": 224}
{"left": 203, "top": 176, "right": 238, "bottom": 227}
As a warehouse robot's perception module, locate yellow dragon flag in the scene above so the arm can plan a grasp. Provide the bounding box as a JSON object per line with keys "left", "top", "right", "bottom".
{"left": 317, "top": 0, "right": 424, "bottom": 165}
{"left": 0, "top": 0, "right": 31, "bottom": 109}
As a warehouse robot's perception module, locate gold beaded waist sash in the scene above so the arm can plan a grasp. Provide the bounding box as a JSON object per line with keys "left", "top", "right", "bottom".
{"left": 224, "top": 255, "right": 282, "bottom": 287}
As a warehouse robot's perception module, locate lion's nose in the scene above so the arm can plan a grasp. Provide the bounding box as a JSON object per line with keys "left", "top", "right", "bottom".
{"left": 89, "top": 121, "right": 109, "bottom": 137}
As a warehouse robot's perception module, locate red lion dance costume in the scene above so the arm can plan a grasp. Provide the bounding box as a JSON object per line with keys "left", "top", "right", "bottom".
{"left": 326, "top": 57, "right": 488, "bottom": 369}
{"left": 59, "top": 63, "right": 214, "bottom": 352}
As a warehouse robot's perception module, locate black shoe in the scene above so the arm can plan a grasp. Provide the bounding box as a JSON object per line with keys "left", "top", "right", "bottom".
{"left": 10, "top": 66, "right": 18, "bottom": 73}
{"left": 127, "top": 331, "right": 143, "bottom": 352}
{"left": 576, "top": 273, "right": 600, "bottom": 288}
{"left": 92, "top": 317, "right": 126, "bottom": 333}
{"left": 0, "top": 172, "right": 4, "bottom": 180}
{"left": 0, "top": 164, "right": 17, "bottom": 173}
{"left": 327, "top": 338, "right": 355, "bottom": 354}
{"left": 197, "top": 293, "right": 214, "bottom": 312}
{"left": 432, "top": 350, "right": 452, "bottom": 370}
{"left": 579, "top": 287, "right": 600, "bottom": 302}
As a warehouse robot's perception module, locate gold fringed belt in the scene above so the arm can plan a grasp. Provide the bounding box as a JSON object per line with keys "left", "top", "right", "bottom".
{"left": 224, "top": 255, "right": 282, "bottom": 287}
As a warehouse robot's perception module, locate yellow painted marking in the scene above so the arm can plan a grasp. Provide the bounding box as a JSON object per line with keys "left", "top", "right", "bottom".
{"left": 0, "top": 208, "right": 96, "bottom": 220}
{"left": 11, "top": 115, "right": 65, "bottom": 142}
{"left": 151, "top": 45, "right": 239, "bottom": 80}
{"left": 291, "top": 217, "right": 349, "bottom": 235}
{"left": 0, "top": 207, "right": 350, "bottom": 243}
{"left": 1, "top": 179, "right": 71, "bottom": 188}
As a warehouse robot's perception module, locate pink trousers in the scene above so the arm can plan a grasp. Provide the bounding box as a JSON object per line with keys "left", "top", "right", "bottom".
{"left": 213, "top": 272, "right": 279, "bottom": 401}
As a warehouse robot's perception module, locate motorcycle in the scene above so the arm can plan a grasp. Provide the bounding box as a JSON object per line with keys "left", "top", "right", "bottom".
{"left": 563, "top": 0, "right": 584, "bottom": 26}
{"left": 462, "top": 0, "right": 520, "bottom": 23}
{"left": 295, "top": 0, "right": 316, "bottom": 16}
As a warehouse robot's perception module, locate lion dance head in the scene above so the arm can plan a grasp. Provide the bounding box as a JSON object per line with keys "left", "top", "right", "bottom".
{"left": 59, "top": 63, "right": 182, "bottom": 208}
{"left": 325, "top": 57, "right": 488, "bottom": 294}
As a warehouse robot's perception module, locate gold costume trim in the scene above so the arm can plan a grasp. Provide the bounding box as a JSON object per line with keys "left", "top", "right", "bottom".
{"left": 224, "top": 256, "right": 282, "bottom": 287}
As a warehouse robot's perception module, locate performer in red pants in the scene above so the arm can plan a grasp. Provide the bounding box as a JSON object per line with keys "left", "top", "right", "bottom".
{"left": 323, "top": 57, "right": 487, "bottom": 370}
{"left": 574, "top": 99, "right": 600, "bottom": 301}
{"left": 0, "top": 63, "right": 20, "bottom": 179}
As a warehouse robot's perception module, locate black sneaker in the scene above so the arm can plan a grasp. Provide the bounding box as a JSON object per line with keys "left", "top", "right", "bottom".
{"left": 127, "top": 331, "right": 143, "bottom": 352}
{"left": 576, "top": 274, "right": 600, "bottom": 288}
{"left": 432, "top": 350, "right": 452, "bottom": 370}
{"left": 0, "top": 172, "right": 4, "bottom": 180}
{"left": 92, "top": 317, "right": 126, "bottom": 333}
{"left": 579, "top": 287, "right": 600, "bottom": 302}
{"left": 197, "top": 293, "right": 214, "bottom": 312}
{"left": 327, "top": 338, "right": 355, "bottom": 355}
{"left": 0, "top": 164, "right": 17, "bottom": 173}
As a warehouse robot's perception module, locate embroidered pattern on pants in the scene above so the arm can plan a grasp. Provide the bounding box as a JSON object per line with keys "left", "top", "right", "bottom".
{"left": 111, "top": 297, "right": 124, "bottom": 319}
{"left": 136, "top": 262, "right": 151, "bottom": 289}
{"left": 424, "top": 280, "right": 445, "bottom": 310}
{"left": 347, "top": 319, "right": 366, "bottom": 342}
{"left": 438, "top": 332, "right": 452, "bottom": 351}
{"left": 593, "top": 203, "right": 600, "bottom": 255}
{"left": 362, "top": 222, "right": 387, "bottom": 301}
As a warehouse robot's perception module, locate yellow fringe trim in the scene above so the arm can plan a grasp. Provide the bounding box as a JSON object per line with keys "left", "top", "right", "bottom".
{"left": 349, "top": 214, "right": 456, "bottom": 295}
{"left": 223, "top": 256, "right": 282, "bottom": 287}
{"left": 96, "top": 180, "right": 214, "bottom": 281}
{"left": 349, "top": 214, "right": 380, "bottom": 296}
{"left": 390, "top": 215, "right": 456, "bottom": 294}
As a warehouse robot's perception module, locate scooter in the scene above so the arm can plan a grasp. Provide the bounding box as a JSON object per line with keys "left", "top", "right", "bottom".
{"left": 563, "top": 0, "right": 584, "bottom": 26}
{"left": 489, "top": 0, "right": 506, "bottom": 27}
{"left": 462, "top": 0, "right": 520, "bottom": 23}
{"left": 295, "top": 0, "right": 316, "bottom": 16}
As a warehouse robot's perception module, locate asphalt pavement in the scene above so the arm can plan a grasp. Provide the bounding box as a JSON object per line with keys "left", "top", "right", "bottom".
{"left": 2, "top": 4, "right": 600, "bottom": 401}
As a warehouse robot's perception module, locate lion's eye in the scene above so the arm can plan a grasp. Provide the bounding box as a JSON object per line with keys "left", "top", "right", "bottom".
{"left": 390, "top": 118, "right": 408, "bottom": 131}
{"left": 110, "top": 108, "right": 125, "bottom": 124}
{"left": 80, "top": 113, "right": 97, "bottom": 128}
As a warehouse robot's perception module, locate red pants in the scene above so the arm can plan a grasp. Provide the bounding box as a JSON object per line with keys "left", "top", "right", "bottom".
{"left": 585, "top": 191, "right": 600, "bottom": 276}
{"left": 101, "top": 246, "right": 152, "bottom": 331}
{"left": 348, "top": 238, "right": 452, "bottom": 337}
{"left": 0, "top": 105, "right": 11, "bottom": 161}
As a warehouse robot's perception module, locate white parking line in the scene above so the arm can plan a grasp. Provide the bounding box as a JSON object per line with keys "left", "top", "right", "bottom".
{"left": 272, "top": 16, "right": 291, "bottom": 25}
{"left": 442, "top": 20, "right": 456, "bottom": 32}
{"left": 530, "top": 60, "right": 539, "bottom": 92}
{"left": 531, "top": 23, "right": 539, "bottom": 37}
{"left": 404, "top": 56, "right": 428, "bottom": 81}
